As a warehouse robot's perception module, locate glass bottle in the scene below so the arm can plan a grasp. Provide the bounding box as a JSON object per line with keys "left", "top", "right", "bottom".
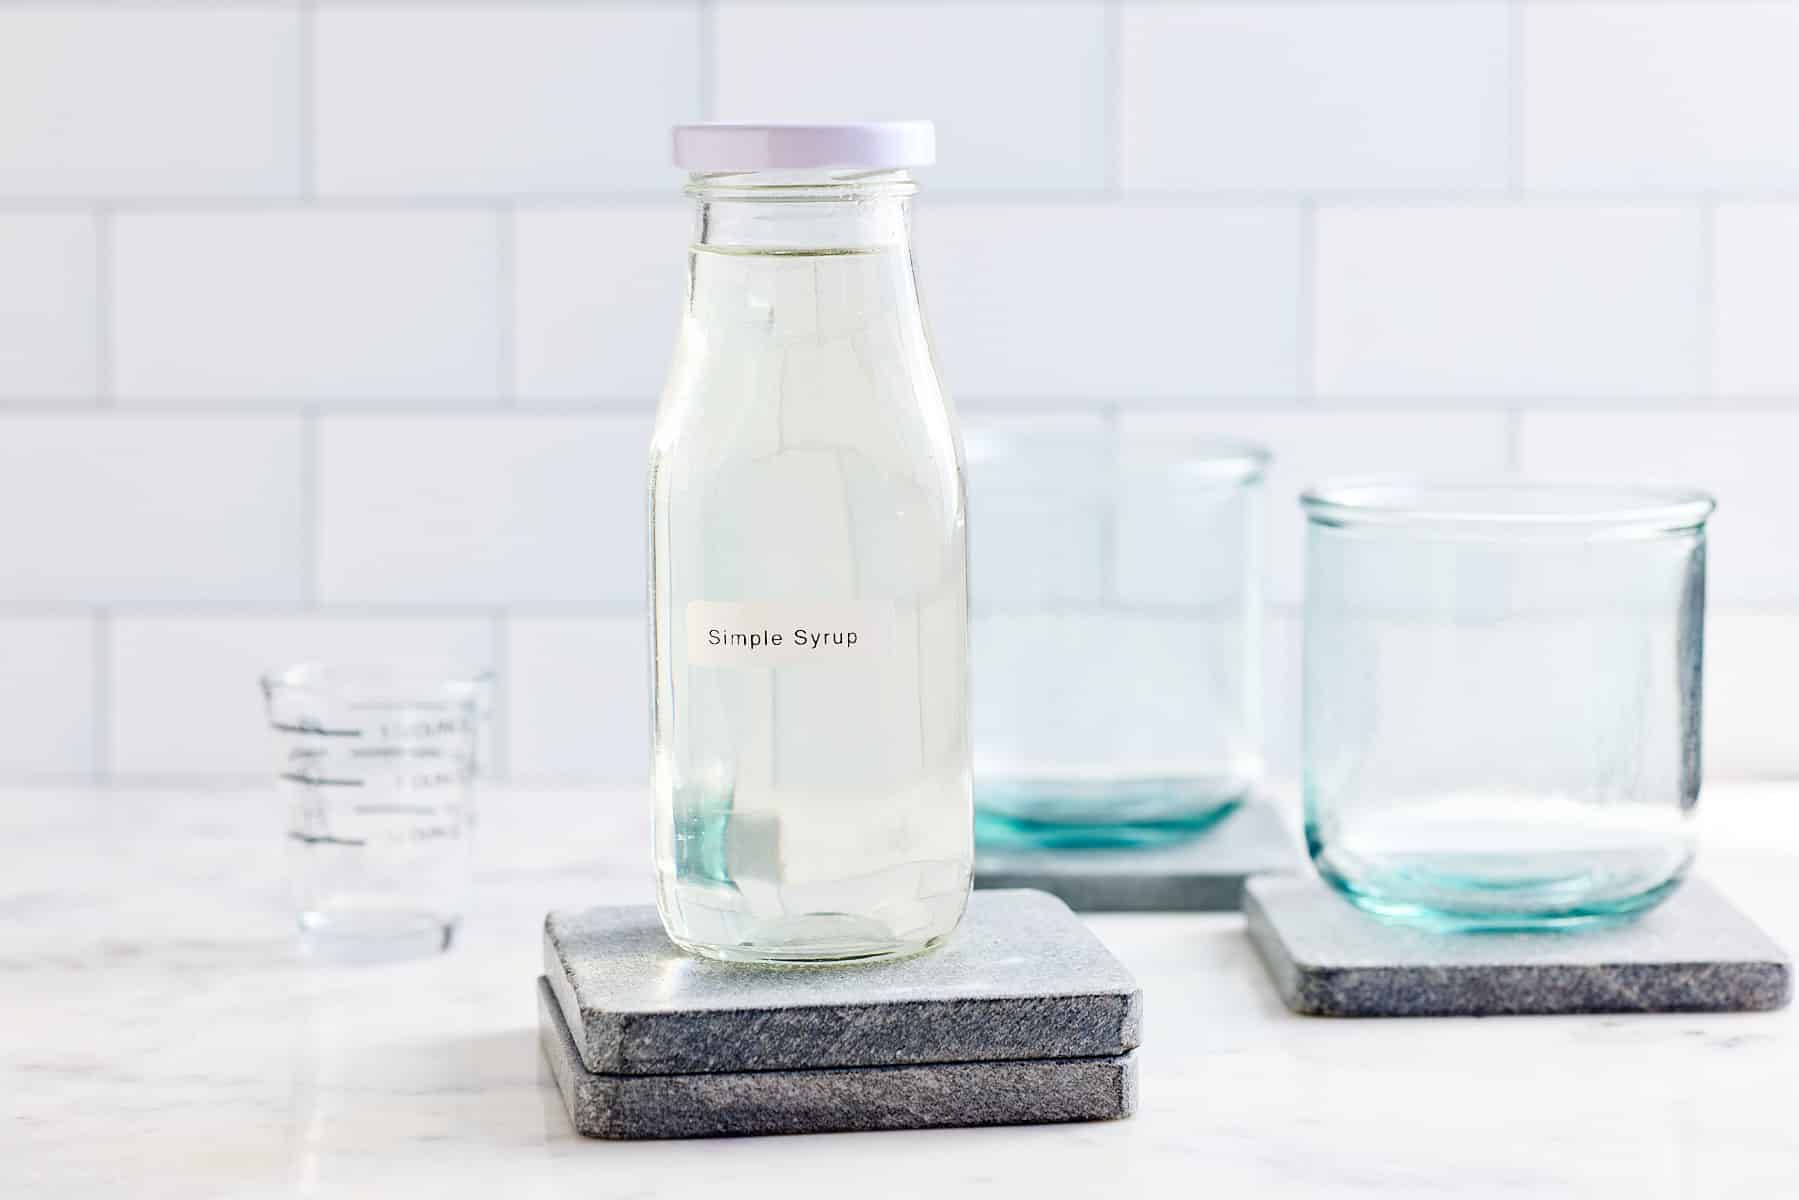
{"left": 649, "top": 123, "right": 971, "bottom": 964}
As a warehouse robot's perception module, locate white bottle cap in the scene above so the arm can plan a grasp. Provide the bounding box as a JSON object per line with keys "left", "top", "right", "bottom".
{"left": 672, "top": 122, "right": 935, "bottom": 171}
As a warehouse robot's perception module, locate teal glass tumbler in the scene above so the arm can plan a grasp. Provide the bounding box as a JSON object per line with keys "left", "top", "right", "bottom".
{"left": 968, "top": 430, "right": 1268, "bottom": 848}
{"left": 1301, "top": 481, "right": 1715, "bottom": 929}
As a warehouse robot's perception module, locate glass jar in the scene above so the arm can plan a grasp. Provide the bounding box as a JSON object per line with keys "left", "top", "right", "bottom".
{"left": 649, "top": 123, "right": 971, "bottom": 963}
{"left": 968, "top": 430, "right": 1267, "bottom": 847}
{"left": 1301, "top": 480, "right": 1715, "bottom": 928}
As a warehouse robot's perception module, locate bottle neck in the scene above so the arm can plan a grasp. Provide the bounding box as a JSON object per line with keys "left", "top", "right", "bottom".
{"left": 687, "top": 168, "right": 916, "bottom": 253}
{"left": 682, "top": 168, "right": 926, "bottom": 342}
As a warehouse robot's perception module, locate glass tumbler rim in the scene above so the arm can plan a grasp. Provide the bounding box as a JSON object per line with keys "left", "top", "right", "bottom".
{"left": 259, "top": 662, "right": 494, "bottom": 707}
{"left": 1300, "top": 477, "right": 1715, "bottom": 536}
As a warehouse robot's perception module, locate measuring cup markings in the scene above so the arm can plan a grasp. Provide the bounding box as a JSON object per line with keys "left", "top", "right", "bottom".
{"left": 264, "top": 667, "right": 489, "bottom": 946}
{"left": 269, "top": 717, "right": 364, "bottom": 738}
{"left": 288, "top": 830, "right": 367, "bottom": 847}
{"left": 348, "top": 745, "right": 447, "bottom": 761}
{"left": 280, "top": 770, "right": 364, "bottom": 788}
{"left": 375, "top": 720, "right": 465, "bottom": 741}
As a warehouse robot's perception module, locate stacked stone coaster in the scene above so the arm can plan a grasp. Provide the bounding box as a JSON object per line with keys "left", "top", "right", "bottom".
{"left": 975, "top": 800, "right": 1298, "bottom": 912}
{"left": 539, "top": 889, "right": 1141, "bottom": 1139}
{"left": 1246, "top": 875, "right": 1794, "bottom": 1018}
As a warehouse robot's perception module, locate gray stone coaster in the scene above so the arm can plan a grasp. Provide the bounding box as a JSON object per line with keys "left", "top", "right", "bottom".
{"left": 974, "top": 800, "right": 1299, "bottom": 912}
{"left": 544, "top": 888, "right": 1141, "bottom": 1075}
{"left": 1245, "top": 874, "right": 1794, "bottom": 1017}
{"left": 538, "top": 978, "right": 1137, "bottom": 1140}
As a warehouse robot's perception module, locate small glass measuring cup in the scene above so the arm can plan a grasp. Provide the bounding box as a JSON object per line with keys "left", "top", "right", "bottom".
{"left": 261, "top": 664, "right": 490, "bottom": 954}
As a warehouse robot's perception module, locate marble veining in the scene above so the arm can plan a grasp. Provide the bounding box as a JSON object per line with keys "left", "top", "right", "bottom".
{"left": 3, "top": 786, "right": 1797, "bottom": 1197}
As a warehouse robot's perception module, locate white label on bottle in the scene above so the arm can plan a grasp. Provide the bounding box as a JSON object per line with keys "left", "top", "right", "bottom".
{"left": 685, "top": 601, "right": 893, "bottom": 668}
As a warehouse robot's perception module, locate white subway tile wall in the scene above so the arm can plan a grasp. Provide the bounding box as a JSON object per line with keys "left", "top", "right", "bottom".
{"left": 1118, "top": 410, "right": 1512, "bottom": 608}
{"left": 1706, "top": 613, "right": 1799, "bottom": 781}
{"left": 921, "top": 205, "right": 1302, "bottom": 399}
{"left": 0, "top": 1, "right": 1791, "bottom": 784}
{"left": 1120, "top": 4, "right": 1511, "bottom": 194}
{"left": 0, "top": 416, "right": 306, "bottom": 611}
{"left": 1314, "top": 207, "right": 1704, "bottom": 400}
{"left": 512, "top": 206, "right": 688, "bottom": 402}
{"left": 1714, "top": 205, "right": 1799, "bottom": 397}
{"left": 316, "top": 415, "right": 649, "bottom": 610}
{"left": 0, "top": 215, "right": 97, "bottom": 400}
{"left": 1519, "top": 412, "right": 1799, "bottom": 607}
{"left": 110, "top": 617, "right": 494, "bottom": 779}
{"left": 0, "top": 619, "right": 95, "bottom": 778}
{"left": 715, "top": 3, "right": 1109, "bottom": 193}
{"left": 314, "top": 6, "right": 699, "bottom": 197}
{"left": 0, "top": 8, "right": 300, "bottom": 198}
{"left": 1262, "top": 612, "right": 1303, "bottom": 801}
{"left": 1523, "top": 4, "right": 1799, "bottom": 194}
{"left": 113, "top": 211, "right": 501, "bottom": 402}
{"left": 506, "top": 619, "right": 648, "bottom": 781}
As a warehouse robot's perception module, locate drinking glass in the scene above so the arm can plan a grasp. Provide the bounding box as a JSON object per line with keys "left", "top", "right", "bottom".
{"left": 968, "top": 429, "right": 1267, "bottom": 847}
{"left": 262, "top": 665, "right": 489, "bottom": 954}
{"left": 1302, "top": 480, "right": 1714, "bottom": 928}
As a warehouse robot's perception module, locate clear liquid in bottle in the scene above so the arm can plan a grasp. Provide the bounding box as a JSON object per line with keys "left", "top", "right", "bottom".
{"left": 649, "top": 148, "right": 970, "bottom": 964}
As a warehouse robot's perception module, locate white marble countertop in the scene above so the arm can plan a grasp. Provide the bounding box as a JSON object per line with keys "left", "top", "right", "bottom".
{"left": 5, "top": 784, "right": 1797, "bottom": 1198}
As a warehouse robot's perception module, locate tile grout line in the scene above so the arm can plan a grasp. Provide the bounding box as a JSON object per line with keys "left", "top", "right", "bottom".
{"left": 78, "top": 763, "right": 1771, "bottom": 792}
{"left": 1508, "top": 0, "right": 1526, "bottom": 198}
{"left": 1503, "top": 409, "right": 1524, "bottom": 474}
{"left": 696, "top": 0, "right": 716, "bottom": 121}
{"left": 91, "top": 610, "right": 112, "bottom": 784}
{"left": 298, "top": 0, "right": 317, "bottom": 199}
{"left": 495, "top": 207, "right": 516, "bottom": 407}
{"left": 0, "top": 394, "right": 1784, "bottom": 417}
{"left": 0, "top": 0, "right": 1674, "bottom": 7}
{"left": 1296, "top": 199, "right": 1317, "bottom": 404}
{"left": 0, "top": 604, "right": 646, "bottom": 622}
{"left": 94, "top": 206, "right": 114, "bottom": 407}
{"left": 489, "top": 610, "right": 512, "bottom": 779}
{"left": 1103, "top": 0, "right": 1123, "bottom": 196}
{"left": 9, "top": 191, "right": 1799, "bottom": 213}
{"left": 4, "top": 395, "right": 1796, "bottom": 417}
{"left": 1697, "top": 199, "right": 1717, "bottom": 398}
{"left": 0, "top": 397, "right": 659, "bottom": 414}
{"left": 1100, "top": 405, "right": 1121, "bottom": 606}
{"left": 300, "top": 407, "right": 320, "bottom": 609}
{"left": 0, "top": 770, "right": 643, "bottom": 792}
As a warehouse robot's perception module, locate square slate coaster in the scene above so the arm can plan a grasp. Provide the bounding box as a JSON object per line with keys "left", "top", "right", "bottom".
{"left": 1246, "top": 874, "right": 1794, "bottom": 1017}
{"left": 538, "top": 977, "right": 1137, "bottom": 1140}
{"left": 975, "top": 800, "right": 1298, "bottom": 912}
{"left": 543, "top": 888, "right": 1141, "bottom": 1075}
